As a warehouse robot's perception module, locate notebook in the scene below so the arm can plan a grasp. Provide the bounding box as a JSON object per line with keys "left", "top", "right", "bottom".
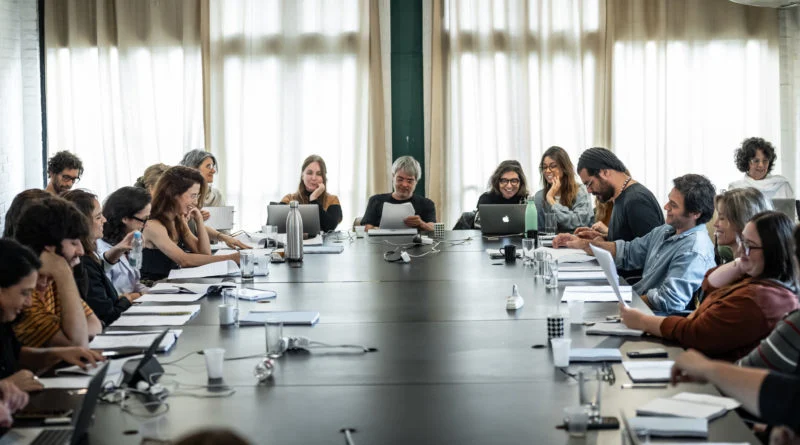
{"left": 622, "top": 361, "right": 674, "bottom": 382}
{"left": 569, "top": 348, "right": 622, "bottom": 362}
{"left": 477, "top": 204, "right": 526, "bottom": 235}
{"left": 586, "top": 325, "right": 644, "bottom": 337}
{"left": 636, "top": 397, "right": 729, "bottom": 420}
{"left": 267, "top": 204, "right": 321, "bottom": 237}
{"left": 240, "top": 311, "right": 320, "bottom": 326}
{"left": 627, "top": 416, "right": 708, "bottom": 438}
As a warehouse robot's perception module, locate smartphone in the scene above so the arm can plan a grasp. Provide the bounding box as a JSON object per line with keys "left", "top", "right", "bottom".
{"left": 626, "top": 348, "right": 668, "bottom": 358}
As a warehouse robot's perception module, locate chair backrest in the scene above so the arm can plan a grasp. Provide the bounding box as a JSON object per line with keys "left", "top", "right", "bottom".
{"left": 353, "top": 217, "right": 362, "bottom": 230}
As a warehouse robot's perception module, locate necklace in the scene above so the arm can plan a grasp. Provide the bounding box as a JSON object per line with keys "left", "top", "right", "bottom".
{"left": 620, "top": 176, "right": 632, "bottom": 194}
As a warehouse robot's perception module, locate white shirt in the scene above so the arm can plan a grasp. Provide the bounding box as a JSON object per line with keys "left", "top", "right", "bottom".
{"left": 96, "top": 239, "right": 149, "bottom": 295}
{"left": 728, "top": 173, "right": 794, "bottom": 200}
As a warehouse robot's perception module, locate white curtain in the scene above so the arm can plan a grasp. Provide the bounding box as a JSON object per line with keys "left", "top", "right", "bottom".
{"left": 44, "top": 0, "right": 204, "bottom": 199}
{"left": 206, "top": 0, "right": 378, "bottom": 230}
{"left": 0, "top": 0, "right": 43, "bottom": 232}
{"left": 431, "top": 0, "right": 609, "bottom": 227}
{"left": 432, "top": 0, "right": 780, "bottom": 227}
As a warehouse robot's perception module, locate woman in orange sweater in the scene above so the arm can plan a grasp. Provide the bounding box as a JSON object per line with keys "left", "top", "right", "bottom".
{"left": 620, "top": 211, "right": 799, "bottom": 362}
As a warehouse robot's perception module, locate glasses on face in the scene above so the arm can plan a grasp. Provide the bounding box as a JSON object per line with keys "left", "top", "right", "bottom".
{"left": 499, "top": 178, "right": 520, "bottom": 186}
{"left": 130, "top": 215, "right": 149, "bottom": 224}
{"left": 540, "top": 163, "right": 559, "bottom": 172}
{"left": 736, "top": 235, "right": 763, "bottom": 257}
{"left": 60, "top": 173, "right": 80, "bottom": 184}
{"left": 749, "top": 158, "right": 769, "bottom": 166}
{"left": 583, "top": 177, "right": 596, "bottom": 191}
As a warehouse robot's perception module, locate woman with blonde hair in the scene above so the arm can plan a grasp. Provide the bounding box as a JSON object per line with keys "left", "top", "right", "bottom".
{"left": 141, "top": 166, "right": 239, "bottom": 281}
{"left": 281, "top": 155, "right": 342, "bottom": 232}
{"left": 134, "top": 163, "right": 170, "bottom": 195}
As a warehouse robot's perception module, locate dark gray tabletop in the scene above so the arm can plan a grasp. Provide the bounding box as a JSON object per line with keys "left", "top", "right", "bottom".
{"left": 86, "top": 231, "right": 757, "bottom": 444}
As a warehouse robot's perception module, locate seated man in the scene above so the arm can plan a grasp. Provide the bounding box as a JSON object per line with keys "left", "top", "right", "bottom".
{"left": 0, "top": 238, "right": 103, "bottom": 398}
{"left": 361, "top": 156, "right": 436, "bottom": 232}
{"left": 566, "top": 174, "right": 717, "bottom": 313}
{"left": 44, "top": 150, "right": 84, "bottom": 195}
{"left": 11, "top": 197, "right": 103, "bottom": 347}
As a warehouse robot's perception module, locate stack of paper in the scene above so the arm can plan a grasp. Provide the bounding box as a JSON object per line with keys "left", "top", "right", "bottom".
{"left": 535, "top": 247, "right": 596, "bottom": 263}
{"left": 89, "top": 330, "right": 182, "bottom": 352}
{"left": 240, "top": 311, "right": 320, "bottom": 326}
{"left": 53, "top": 355, "right": 133, "bottom": 377}
{"left": 627, "top": 417, "right": 708, "bottom": 438}
{"left": 586, "top": 325, "right": 644, "bottom": 337}
{"left": 112, "top": 313, "right": 195, "bottom": 327}
{"left": 168, "top": 260, "right": 241, "bottom": 279}
{"left": 636, "top": 393, "right": 737, "bottom": 420}
{"left": 623, "top": 360, "right": 675, "bottom": 382}
{"left": 558, "top": 270, "right": 608, "bottom": 281}
{"left": 569, "top": 348, "right": 622, "bottom": 362}
{"left": 561, "top": 286, "right": 634, "bottom": 302}
{"left": 124, "top": 304, "right": 201, "bottom": 317}
{"left": 236, "top": 288, "right": 277, "bottom": 301}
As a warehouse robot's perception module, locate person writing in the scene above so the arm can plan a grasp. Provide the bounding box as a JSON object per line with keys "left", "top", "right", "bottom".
{"left": 361, "top": 156, "right": 436, "bottom": 232}
{"left": 141, "top": 166, "right": 240, "bottom": 281}
{"left": 281, "top": 155, "right": 343, "bottom": 232}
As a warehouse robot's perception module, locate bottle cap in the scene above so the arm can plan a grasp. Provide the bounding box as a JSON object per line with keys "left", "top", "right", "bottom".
{"left": 133, "top": 231, "right": 142, "bottom": 239}
{"left": 289, "top": 200, "right": 299, "bottom": 208}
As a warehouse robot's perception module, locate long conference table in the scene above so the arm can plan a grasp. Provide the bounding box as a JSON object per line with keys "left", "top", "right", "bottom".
{"left": 90, "top": 231, "right": 758, "bottom": 444}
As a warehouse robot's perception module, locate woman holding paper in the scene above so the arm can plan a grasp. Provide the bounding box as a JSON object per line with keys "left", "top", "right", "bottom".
{"left": 97, "top": 186, "right": 151, "bottom": 296}
{"left": 281, "top": 155, "right": 343, "bottom": 232}
{"left": 620, "top": 211, "right": 799, "bottom": 362}
{"left": 141, "top": 166, "right": 240, "bottom": 281}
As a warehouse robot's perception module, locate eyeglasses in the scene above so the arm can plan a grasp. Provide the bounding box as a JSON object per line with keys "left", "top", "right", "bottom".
{"left": 583, "top": 177, "right": 596, "bottom": 190}
{"left": 130, "top": 215, "right": 149, "bottom": 224}
{"left": 540, "top": 163, "right": 559, "bottom": 172}
{"left": 736, "top": 235, "right": 763, "bottom": 257}
{"left": 60, "top": 173, "right": 80, "bottom": 184}
{"left": 499, "top": 178, "right": 520, "bottom": 186}
{"left": 749, "top": 158, "right": 770, "bottom": 166}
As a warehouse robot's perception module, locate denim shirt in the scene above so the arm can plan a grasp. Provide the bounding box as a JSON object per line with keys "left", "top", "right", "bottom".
{"left": 614, "top": 224, "right": 715, "bottom": 313}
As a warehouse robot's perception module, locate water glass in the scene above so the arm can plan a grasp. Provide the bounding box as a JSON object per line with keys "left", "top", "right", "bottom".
{"left": 568, "top": 299, "right": 584, "bottom": 324}
{"left": 579, "top": 369, "right": 602, "bottom": 421}
{"left": 221, "top": 288, "right": 239, "bottom": 327}
{"left": 240, "top": 251, "right": 255, "bottom": 279}
{"left": 533, "top": 250, "right": 549, "bottom": 278}
{"left": 203, "top": 348, "right": 225, "bottom": 380}
{"left": 563, "top": 406, "right": 589, "bottom": 438}
{"left": 544, "top": 257, "right": 559, "bottom": 289}
{"left": 265, "top": 318, "right": 284, "bottom": 358}
{"left": 550, "top": 337, "right": 571, "bottom": 367}
{"left": 544, "top": 212, "right": 557, "bottom": 235}
{"left": 522, "top": 238, "right": 535, "bottom": 267}
{"left": 263, "top": 225, "right": 278, "bottom": 248}
{"left": 256, "top": 253, "right": 270, "bottom": 276}
{"left": 355, "top": 226, "right": 366, "bottom": 238}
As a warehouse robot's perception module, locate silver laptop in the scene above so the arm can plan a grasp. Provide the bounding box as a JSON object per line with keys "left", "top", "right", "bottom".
{"left": 267, "top": 204, "right": 322, "bottom": 237}
{"left": 0, "top": 362, "right": 109, "bottom": 445}
{"left": 771, "top": 198, "right": 797, "bottom": 221}
{"left": 478, "top": 204, "right": 527, "bottom": 235}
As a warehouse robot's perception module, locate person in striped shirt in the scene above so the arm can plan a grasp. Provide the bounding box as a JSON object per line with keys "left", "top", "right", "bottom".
{"left": 10, "top": 196, "right": 102, "bottom": 347}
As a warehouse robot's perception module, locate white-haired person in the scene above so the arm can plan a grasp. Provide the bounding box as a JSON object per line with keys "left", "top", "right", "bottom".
{"left": 360, "top": 156, "right": 436, "bottom": 232}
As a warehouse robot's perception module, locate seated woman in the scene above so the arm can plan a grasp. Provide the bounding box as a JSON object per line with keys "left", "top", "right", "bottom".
{"left": 281, "top": 155, "right": 342, "bottom": 232}
{"left": 2, "top": 189, "right": 50, "bottom": 238}
{"left": 63, "top": 189, "right": 140, "bottom": 326}
{"left": 141, "top": 166, "right": 240, "bottom": 281}
{"left": 712, "top": 187, "right": 772, "bottom": 266}
{"left": 97, "top": 186, "right": 151, "bottom": 295}
{"left": 134, "top": 163, "right": 170, "bottom": 196}
{"left": 533, "top": 146, "right": 592, "bottom": 233}
{"left": 620, "top": 211, "right": 799, "bottom": 362}
{"left": 180, "top": 150, "right": 224, "bottom": 206}
{"left": 0, "top": 238, "right": 103, "bottom": 392}
{"left": 472, "top": 160, "right": 528, "bottom": 229}
{"left": 361, "top": 156, "right": 436, "bottom": 232}
{"left": 728, "top": 137, "right": 794, "bottom": 199}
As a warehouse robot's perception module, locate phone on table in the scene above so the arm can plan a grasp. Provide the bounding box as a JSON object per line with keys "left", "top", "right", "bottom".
{"left": 626, "top": 348, "right": 668, "bottom": 359}
{"left": 558, "top": 416, "right": 620, "bottom": 430}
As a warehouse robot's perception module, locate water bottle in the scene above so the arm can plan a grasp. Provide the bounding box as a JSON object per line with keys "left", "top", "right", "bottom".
{"left": 129, "top": 231, "right": 143, "bottom": 269}
{"left": 525, "top": 195, "right": 539, "bottom": 239}
{"left": 285, "top": 201, "right": 304, "bottom": 262}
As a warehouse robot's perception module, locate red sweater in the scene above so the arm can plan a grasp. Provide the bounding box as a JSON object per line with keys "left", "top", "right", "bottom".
{"left": 660, "top": 269, "right": 799, "bottom": 362}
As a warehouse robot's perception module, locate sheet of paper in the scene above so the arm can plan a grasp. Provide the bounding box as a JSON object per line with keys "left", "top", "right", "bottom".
{"left": 125, "top": 304, "right": 201, "bottom": 316}
{"left": 90, "top": 332, "right": 179, "bottom": 352}
{"left": 558, "top": 271, "right": 607, "bottom": 281}
{"left": 623, "top": 360, "right": 675, "bottom": 382}
{"left": 136, "top": 293, "right": 204, "bottom": 303}
{"left": 215, "top": 248, "right": 274, "bottom": 257}
{"left": 535, "top": 247, "right": 596, "bottom": 263}
{"left": 559, "top": 263, "right": 602, "bottom": 272}
{"left": 113, "top": 313, "right": 194, "bottom": 327}
{"left": 672, "top": 393, "right": 741, "bottom": 410}
{"left": 205, "top": 206, "right": 234, "bottom": 230}
{"left": 274, "top": 233, "right": 324, "bottom": 246}
{"left": 589, "top": 244, "right": 627, "bottom": 307}
{"left": 167, "top": 260, "right": 239, "bottom": 279}
{"left": 628, "top": 417, "right": 708, "bottom": 438}
{"left": 636, "top": 398, "right": 728, "bottom": 420}
{"left": 38, "top": 376, "right": 93, "bottom": 389}
{"left": 54, "top": 356, "right": 134, "bottom": 377}
{"left": 585, "top": 325, "right": 643, "bottom": 337}
{"left": 561, "top": 286, "right": 633, "bottom": 302}
{"left": 379, "top": 202, "right": 415, "bottom": 229}
{"left": 150, "top": 282, "right": 224, "bottom": 295}
{"left": 568, "top": 348, "right": 622, "bottom": 362}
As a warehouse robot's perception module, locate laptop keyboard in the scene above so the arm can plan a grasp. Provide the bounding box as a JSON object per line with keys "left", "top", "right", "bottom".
{"left": 31, "top": 429, "right": 71, "bottom": 445}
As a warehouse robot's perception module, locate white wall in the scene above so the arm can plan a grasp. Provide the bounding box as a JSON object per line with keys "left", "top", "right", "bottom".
{"left": 0, "top": 0, "right": 43, "bottom": 234}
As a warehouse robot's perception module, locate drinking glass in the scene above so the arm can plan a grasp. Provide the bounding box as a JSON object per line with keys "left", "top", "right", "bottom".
{"left": 522, "top": 238, "right": 535, "bottom": 267}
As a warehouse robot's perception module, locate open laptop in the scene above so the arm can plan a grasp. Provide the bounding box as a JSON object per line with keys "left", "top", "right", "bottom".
{"left": 1, "top": 362, "right": 109, "bottom": 445}
{"left": 772, "top": 198, "right": 797, "bottom": 221}
{"left": 478, "top": 204, "right": 526, "bottom": 235}
{"left": 266, "top": 204, "right": 321, "bottom": 237}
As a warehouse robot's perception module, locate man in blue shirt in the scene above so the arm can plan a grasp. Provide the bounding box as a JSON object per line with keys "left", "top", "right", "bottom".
{"left": 578, "top": 174, "right": 716, "bottom": 313}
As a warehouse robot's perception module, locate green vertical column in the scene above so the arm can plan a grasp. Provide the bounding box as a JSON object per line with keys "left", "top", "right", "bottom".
{"left": 390, "top": 0, "right": 425, "bottom": 196}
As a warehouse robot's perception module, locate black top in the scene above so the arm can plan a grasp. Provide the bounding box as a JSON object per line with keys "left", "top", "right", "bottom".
{"left": 75, "top": 254, "right": 132, "bottom": 326}
{"left": 298, "top": 190, "right": 343, "bottom": 233}
{"left": 0, "top": 323, "right": 21, "bottom": 379}
{"left": 361, "top": 193, "right": 437, "bottom": 227}
{"left": 475, "top": 192, "right": 526, "bottom": 207}
{"left": 607, "top": 182, "right": 664, "bottom": 242}
{"left": 760, "top": 371, "right": 800, "bottom": 431}
{"left": 141, "top": 247, "right": 180, "bottom": 281}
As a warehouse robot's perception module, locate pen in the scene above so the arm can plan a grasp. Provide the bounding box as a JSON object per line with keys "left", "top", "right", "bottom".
{"left": 621, "top": 383, "right": 668, "bottom": 389}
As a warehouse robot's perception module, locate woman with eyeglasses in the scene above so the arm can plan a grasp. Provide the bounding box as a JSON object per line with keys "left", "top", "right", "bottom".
{"left": 471, "top": 161, "right": 529, "bottom": 228}
{"left": 62, "top": 189, "right": 141, "bottom": 326}
{"left": 141, "top": 166, "right": 240, "bottom": 281}
{"left": 620, "top": 211, "right": 799, "bottom": 362}
{"left": 728, "top": 137, "right": 794, "bottom": 199}
{"left": 533, "top": 146, "right": 593, "bottom": 233}
{"left": 96, "top": 186, "right": 152, "bottom": 296}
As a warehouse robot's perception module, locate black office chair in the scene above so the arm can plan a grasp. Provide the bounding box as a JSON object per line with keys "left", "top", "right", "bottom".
{"left": 452, "top": 211, "right": 476, "bottom": 230}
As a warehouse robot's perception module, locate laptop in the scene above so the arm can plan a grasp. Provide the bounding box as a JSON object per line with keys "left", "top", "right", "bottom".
{"left": 772, "top": 198, "right": 797, "bottom": 221}
{"left": 266, "top": 204, "right": 321, "bottom": 237}
{"left": 478, "top": 204, "right": 526, "bottom": 235}
{"left": 204, "top": 206, "right": 234, "bottom": 230}
{"left": 0, "top": 362, "right": 109, "bottom": 445}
